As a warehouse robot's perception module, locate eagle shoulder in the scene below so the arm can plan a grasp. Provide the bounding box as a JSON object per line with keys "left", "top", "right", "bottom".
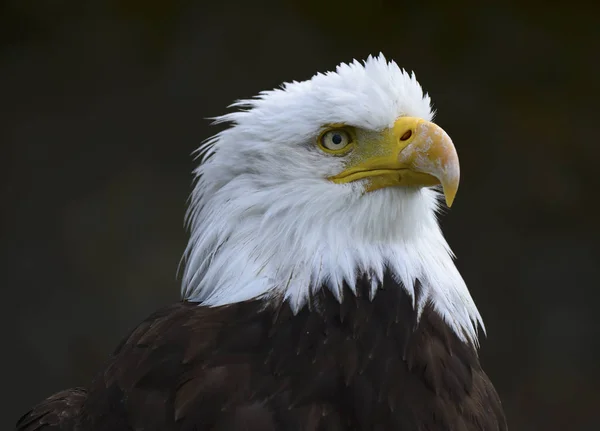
{"left": 83, "top": 301, "right": 345, "bottom": 430}
{"left": 15, "top": 388, "right": 87, "bottom": 431}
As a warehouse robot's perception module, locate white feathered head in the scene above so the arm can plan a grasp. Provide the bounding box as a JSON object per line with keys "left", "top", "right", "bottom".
{"left": 182, "top": 54, "right": 483, "bottom": 344}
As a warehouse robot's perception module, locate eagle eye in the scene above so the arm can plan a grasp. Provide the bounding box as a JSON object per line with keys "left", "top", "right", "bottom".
{"left": 318, "top": 128, "right": 354, "bottom": 154}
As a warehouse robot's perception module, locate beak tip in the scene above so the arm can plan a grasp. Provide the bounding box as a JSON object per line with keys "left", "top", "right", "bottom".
{"left": 442, "top": 185, "right": 458, "bottom": 208}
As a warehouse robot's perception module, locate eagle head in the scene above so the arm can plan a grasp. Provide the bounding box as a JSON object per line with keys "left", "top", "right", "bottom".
{"left": 182, "top": 54, "right": 483, "bottom": 344}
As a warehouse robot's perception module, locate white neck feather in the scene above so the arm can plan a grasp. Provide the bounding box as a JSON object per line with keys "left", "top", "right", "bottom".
{"left": 181, "top": 165, "right": 484, "bottom": 345}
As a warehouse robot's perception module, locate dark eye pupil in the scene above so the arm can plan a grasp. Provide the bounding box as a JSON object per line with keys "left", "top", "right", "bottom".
{"left": 332, "top": 134, "right": 343, "bottom": 145}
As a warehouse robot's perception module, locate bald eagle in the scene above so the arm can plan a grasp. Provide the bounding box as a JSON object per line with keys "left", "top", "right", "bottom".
{"left": 17, "top": 55, "right": 507, "bottom": 431}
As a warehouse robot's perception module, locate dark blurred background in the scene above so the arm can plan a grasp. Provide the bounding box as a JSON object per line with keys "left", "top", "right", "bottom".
{"left": 2, "top": 0, "right": 598, "bottom": 429}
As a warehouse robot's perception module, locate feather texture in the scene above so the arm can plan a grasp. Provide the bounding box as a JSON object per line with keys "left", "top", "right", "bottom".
{"left": 18, "top": 272, "right": 506, "bottom": 430}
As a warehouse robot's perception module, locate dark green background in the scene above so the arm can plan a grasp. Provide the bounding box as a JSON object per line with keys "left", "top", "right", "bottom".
{"left": 2, "top": 1, "right": 598, "bottom": 429}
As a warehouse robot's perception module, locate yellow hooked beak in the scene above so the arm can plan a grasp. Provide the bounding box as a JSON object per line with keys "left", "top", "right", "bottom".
{"left": 328, "top": 117, "right": 460, "bottom": 207}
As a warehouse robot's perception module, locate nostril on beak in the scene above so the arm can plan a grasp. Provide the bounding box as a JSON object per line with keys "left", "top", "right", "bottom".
{"left": 400, "top": 130, "right": 412, "bottom": 141}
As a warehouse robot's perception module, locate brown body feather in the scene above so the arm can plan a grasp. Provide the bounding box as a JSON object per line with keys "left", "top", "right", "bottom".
{"left": 17, "top": 272, "right": 506, "bottom": 430}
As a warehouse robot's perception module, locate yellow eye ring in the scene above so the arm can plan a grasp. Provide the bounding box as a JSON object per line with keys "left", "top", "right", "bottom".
{"left": 317, "top": 128, "right": 354, "bottom": 154}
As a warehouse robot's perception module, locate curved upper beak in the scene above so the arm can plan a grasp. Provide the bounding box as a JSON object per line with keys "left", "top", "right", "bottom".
{"left": 328, "top": 117, "right": 460, "bottom": 207}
